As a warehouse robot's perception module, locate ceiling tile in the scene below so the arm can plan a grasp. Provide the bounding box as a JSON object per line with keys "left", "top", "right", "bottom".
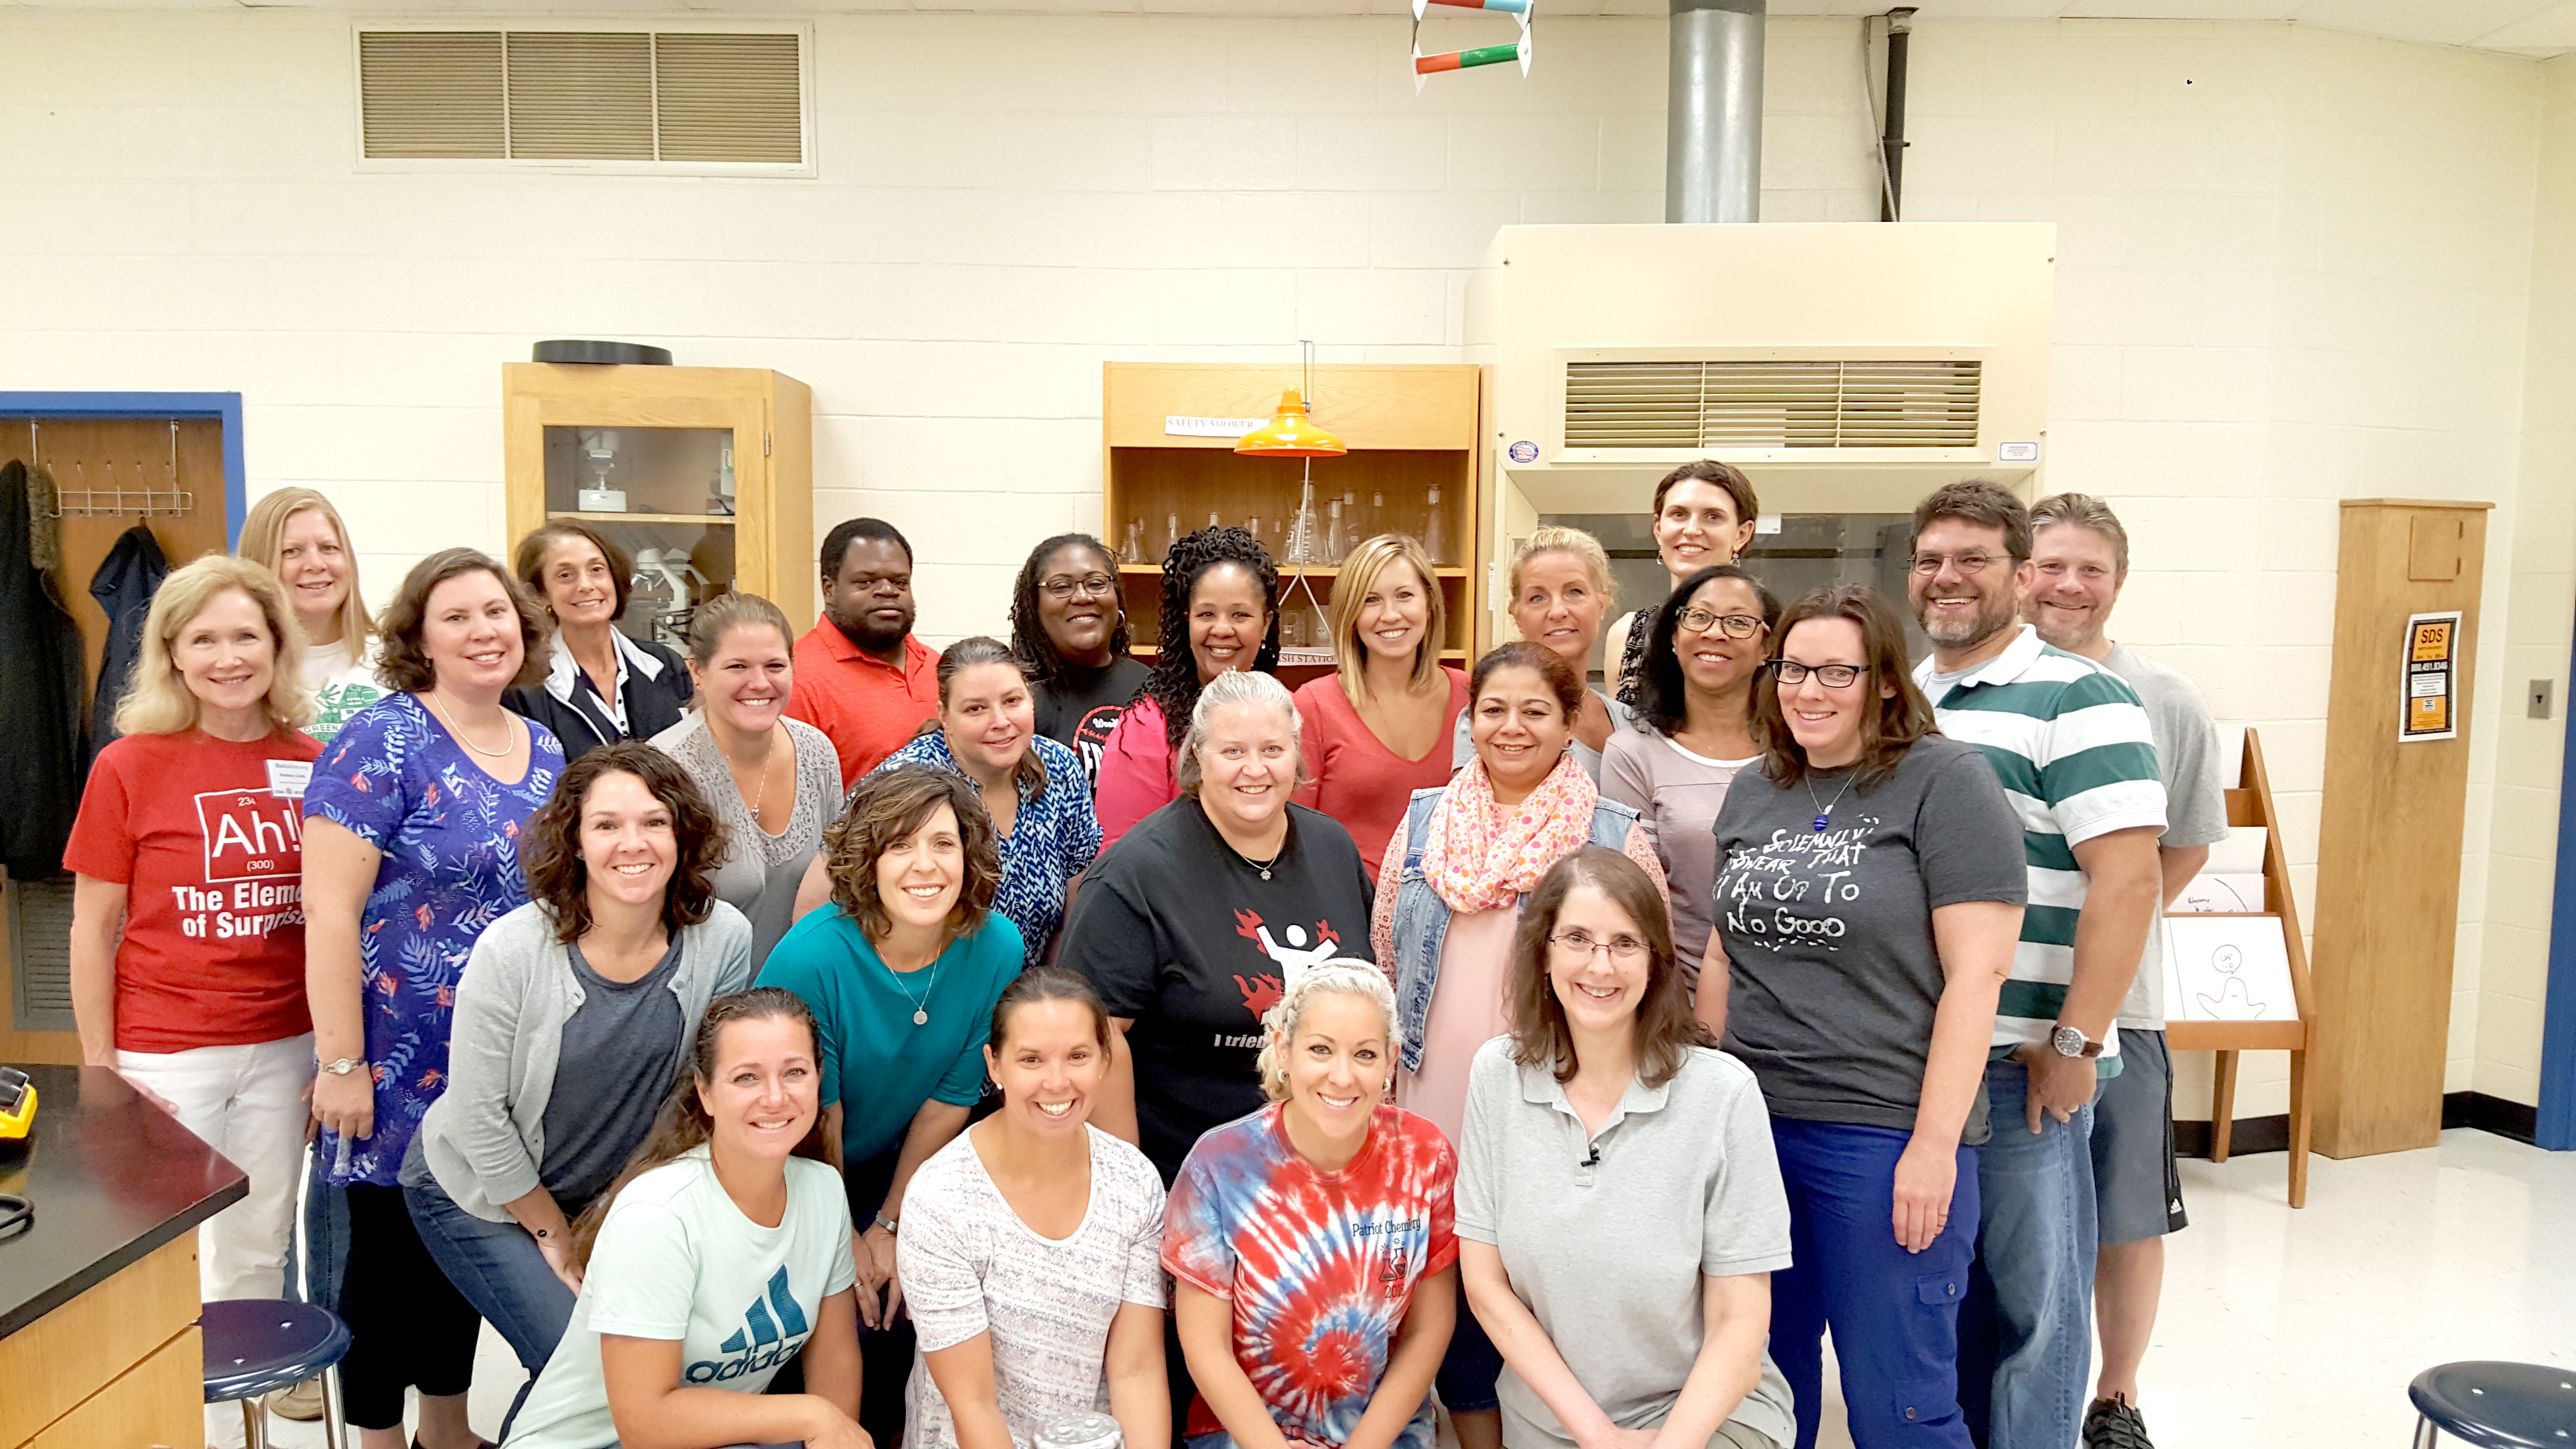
{"left": 2289, "top": 0, "right": 2558, "bottom": 47}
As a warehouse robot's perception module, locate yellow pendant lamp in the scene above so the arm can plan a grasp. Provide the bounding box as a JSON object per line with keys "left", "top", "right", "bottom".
{"left": 1236, "top": 340, "right": 1346, "bottom": 458}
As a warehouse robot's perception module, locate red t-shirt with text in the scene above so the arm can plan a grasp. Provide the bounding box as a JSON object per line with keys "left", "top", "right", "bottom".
{"left": 62, "top": 729, "right": 323, "bottom": 1052}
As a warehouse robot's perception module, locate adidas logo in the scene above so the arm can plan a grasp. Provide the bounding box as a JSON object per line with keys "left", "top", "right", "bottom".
{"left": 684, "top": 1266, "right": 811, "bottom": 1384}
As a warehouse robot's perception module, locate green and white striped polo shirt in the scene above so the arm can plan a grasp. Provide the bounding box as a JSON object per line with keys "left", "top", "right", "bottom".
{"left": 1915, "top": 625, "right": 2168, "bottom": 1057}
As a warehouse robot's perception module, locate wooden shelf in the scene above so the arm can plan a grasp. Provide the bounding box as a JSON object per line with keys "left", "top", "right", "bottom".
{"left": 548, "top": 511, "right": 737, "bottom": 527}
{"left": 1116, "top": 563, "right": 1467, "bottom": 579}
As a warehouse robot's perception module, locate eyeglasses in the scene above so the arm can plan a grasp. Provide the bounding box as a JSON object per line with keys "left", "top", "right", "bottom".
{"left": 1909, "top": 550, "right": 2010, "bottom": 577}
{"left": 1772, "top": 660, "right": 1867, "bottom": 688}
{"left": 1039, "top": 574, "right": 1117, "bottom": 600}
{"left": 1676, "top": 607, "right": 1765, "bottom": 640}
{"left": 1548, "top": 930, "right": 1648, "bottom": 964}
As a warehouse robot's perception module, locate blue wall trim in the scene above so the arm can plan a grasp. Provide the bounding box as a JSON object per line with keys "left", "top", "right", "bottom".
{"left": 0, "top": 391, "right": 247, "bottom": 548}
{"left": 2539, "top": 621, "right": 2576, "bottom": 1150}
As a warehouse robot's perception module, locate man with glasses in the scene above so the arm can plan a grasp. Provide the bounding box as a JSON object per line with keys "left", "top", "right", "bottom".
{"left": 789, "top": 516, "right": 938, "bottom": 789}
{"left": 2023, "top": 493, "right": 2225, "bottom": 1449}
{"left": 1904, "top": 481, "right": 2167, "bottom": 1449}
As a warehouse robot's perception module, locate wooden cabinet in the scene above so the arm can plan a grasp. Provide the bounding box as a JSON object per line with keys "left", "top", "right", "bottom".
{"left": 1, "top": 1236, "right": 201, "bottom": 1449}
{"left": 502, "top": 364, "right": 815, "bottom": 650}
{"left": 1101, "top": 364, "right": 1485, "bottom": 684}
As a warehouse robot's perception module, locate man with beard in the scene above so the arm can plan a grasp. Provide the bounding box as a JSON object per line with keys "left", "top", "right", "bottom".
{"left": 789, "top": 517, "right": 939, "bottom": 789}
{"left": 1903, "top": 480, "right": 2166, "bottom": 1449}
{"left": 2022, "top": 493, "right": 2225, "bottom": 1449}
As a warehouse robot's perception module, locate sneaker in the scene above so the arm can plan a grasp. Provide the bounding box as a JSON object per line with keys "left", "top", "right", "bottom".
{"left": 2083, "top": 1395, "right": 2155, "bottom": 1449}
{"left": 265, "top": 1376, "right": 325, "bottom": 1422}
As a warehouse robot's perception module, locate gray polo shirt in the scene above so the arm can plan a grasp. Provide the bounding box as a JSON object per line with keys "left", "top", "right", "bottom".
{"left": 2100, "top": 644, "right": 2230, "bottom": 1030}
{"left": 1454, "top": 1037, "right": 1795, "bottom": 1449}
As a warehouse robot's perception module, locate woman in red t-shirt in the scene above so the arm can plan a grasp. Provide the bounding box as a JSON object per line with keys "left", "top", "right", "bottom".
{"left": 64, "top": 555, "right": 325, "bottom": 1317}
{"left": 1292, "top": 534, "right": 1469, "bottom": 886}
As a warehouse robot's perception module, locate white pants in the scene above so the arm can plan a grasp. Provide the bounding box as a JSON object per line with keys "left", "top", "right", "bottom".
{"left": 115, "top": 1034, "right": 315, "bottom": 1304}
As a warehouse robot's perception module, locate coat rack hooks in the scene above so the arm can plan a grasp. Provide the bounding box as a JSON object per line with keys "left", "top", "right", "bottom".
{"left": 43, "top": 419, "right": 196, "bottom": 519}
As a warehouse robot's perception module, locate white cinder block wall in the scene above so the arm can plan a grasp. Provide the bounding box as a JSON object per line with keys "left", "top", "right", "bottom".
{"left": 0, "top": 10, "right": 2566, "bottom": 1120}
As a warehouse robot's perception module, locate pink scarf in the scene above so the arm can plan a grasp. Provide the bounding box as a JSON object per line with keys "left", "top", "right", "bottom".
{"left": 1422, "top": 751, "right": 1597, "bottom": 914}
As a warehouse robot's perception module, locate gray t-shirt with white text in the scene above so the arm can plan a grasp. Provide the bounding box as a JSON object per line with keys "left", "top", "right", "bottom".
{"left": 1709, "top": 737, "right": 2027, "bottom": 1142}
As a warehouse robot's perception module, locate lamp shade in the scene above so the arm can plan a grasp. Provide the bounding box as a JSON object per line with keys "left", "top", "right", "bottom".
{"left": 1234, "top": 387, "right": 1346, "bottom": 457}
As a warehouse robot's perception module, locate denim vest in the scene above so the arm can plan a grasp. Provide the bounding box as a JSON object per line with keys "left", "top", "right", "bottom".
{"left": 1387, "top": 787, "right": 1641, "bottom": 1073}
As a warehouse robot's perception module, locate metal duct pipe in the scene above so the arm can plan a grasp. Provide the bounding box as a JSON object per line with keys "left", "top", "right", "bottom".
{"left": 1879, "top": 7, "right": 1916, "bottom": 221}
{"left": 1665, "top": 0, "right": 1764, "bottom": 224}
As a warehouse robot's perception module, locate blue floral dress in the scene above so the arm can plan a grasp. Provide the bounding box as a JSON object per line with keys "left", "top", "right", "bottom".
{"left": 866, "top": 731, "right": 1098, "bottom": 967}
{"left": 304, "top": 692, "right": 564, "bottom": 1187}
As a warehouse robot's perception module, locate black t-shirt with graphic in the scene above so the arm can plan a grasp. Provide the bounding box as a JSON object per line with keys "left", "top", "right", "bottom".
{"left": 1061, "top": 795, "right": 1375, "bottom": 1182}
{"left": 1032, "top": 658, "right": 1153, "bottom": 789}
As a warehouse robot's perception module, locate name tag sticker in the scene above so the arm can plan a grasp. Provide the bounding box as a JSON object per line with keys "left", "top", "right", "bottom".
{"left": 266, "top": 760, "right": 312, "bottom": 799}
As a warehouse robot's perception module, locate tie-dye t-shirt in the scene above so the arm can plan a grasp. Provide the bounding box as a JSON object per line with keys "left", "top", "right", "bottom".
{"left": 1161, "top": 1102, "right": 1458, "bottom": 1449}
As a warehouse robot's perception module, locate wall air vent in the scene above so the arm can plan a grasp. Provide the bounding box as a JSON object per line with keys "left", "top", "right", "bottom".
{"left": 1563, "top": 359, "right": 1982, "bottom": 450}
{"left": 358, "top": 29, "right": 805, "bottom": 168}
{"left": 7, "top": 875, "right": 75, "bottom": 1033}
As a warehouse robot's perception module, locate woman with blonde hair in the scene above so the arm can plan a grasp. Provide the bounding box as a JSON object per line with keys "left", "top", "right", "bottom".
{"left": 238, "top": 485, "right": 385, "bottom": 740}
{"left": 1451, "top": 528, "right": 1634, "bottom": 784}
{"left": 63, "top": 555, "right": 322, "bottom": 1442}
{"left": 1164, "top": 959, "right": 1457, "bottom": 1449}
{"left": 1292, "top": 534, "right": 1468, "bottom": 885}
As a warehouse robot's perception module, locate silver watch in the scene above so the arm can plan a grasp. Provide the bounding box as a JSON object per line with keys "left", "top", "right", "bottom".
{"left": 873, "top": 1211, "right": 900, "bottom": 1236}
{"left": 320, "top": 1056, "right": 368, "bottom": 1077}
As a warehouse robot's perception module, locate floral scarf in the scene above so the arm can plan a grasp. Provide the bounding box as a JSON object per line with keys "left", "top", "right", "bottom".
{"left": 1421, "top": 750, "right": 1597, "bottom": 914}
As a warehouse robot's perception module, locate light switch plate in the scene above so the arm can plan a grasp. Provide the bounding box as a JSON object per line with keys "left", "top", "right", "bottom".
{"left": 2532, "top": 679, "right": 2556, "bottom": 720}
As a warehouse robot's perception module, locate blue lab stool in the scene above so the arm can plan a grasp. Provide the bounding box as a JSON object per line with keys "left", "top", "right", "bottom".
{"left": 2410, "top": 1361, "right": 2576, "bottom": 1448}
{"left": 203, "top": 1298, "right": 351, "bottom": 1449}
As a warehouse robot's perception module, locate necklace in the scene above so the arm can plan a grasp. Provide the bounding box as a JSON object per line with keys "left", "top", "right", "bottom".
{"left": 882, "top": 947, "right": 939, "bottom": 1026}
{"left": 717, "top": 731, "right": 773, "bottom": 821}
{"left": 428, "top": 690, "right": 513, "bottom": 757}
{"left": 1224, "top": 832, "right": 1287, "bottom": 881}
{"left": 1803, "top": 767, "right": 1858, "bottom": 833}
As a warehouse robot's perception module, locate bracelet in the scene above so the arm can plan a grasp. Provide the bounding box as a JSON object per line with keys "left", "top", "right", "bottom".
{"left": 872, "top": 1212, "right": 899, "bottom": 1236}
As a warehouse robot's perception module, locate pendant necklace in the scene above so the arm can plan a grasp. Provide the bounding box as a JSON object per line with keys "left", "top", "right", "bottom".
{"left": 1803, "top": 768, "right": 1857, "bottom": 833}
{"left": 1229, "top": 837, "right": 1285, "bottom": 881}
{"left": 885, "top": 949, "right": 939, "bottom": 1026}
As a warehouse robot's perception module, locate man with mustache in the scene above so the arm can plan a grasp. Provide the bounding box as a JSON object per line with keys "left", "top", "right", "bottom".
{"left": 2022, "top": 493, "right": 2226, "bottom": 1449}
{"left": 789, "top": 517, "right": 939, "bottom": 790}
{"left": 1905, "top": 481, "right": 2167, "bottom": 1449}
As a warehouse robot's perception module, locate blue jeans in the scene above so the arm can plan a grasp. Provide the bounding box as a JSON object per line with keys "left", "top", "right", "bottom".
{"left": 404, "top": 1173, "right": 578, "bottom": 1435}
{"left": 1768, "top": 1119, "right": 1977, "bottom": 1449}
{"left": 1958, "top": 1059, "right": 2097, "bottom": 1449}
{"left": 301, "top": 1147, "right": 350, "bottom": 1310}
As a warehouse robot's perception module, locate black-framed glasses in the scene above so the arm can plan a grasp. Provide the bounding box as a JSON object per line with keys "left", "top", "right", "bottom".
{"left": 1039, "top": 574, "right": 1117, "bottom": 600}
{"left": 1772, "top": 660, "right": 1867, "bottom": 688}
{"left": 1548, "top": 930, "right": 1649, "bottom": 963}
{"left": 1675, "top": 607, "right": 1765, "bottom": 640}
{"left": 1909, "top": 550, "right": 2009, "bottom": 577}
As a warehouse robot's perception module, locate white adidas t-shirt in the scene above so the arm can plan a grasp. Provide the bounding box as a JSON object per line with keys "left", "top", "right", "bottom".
{"left": 899, "top": 1126, "right": 1168, "bottom": 1449}
{"left": 505, "top": 1146, "right": 858, "bottom": 1449}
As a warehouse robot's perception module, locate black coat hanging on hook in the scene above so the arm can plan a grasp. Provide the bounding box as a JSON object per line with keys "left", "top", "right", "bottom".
{"left": 0, "top": 459, "right": 88, "bottom": 878}
{"left": 89, "top": 523, "right": 169, "bottom": 761}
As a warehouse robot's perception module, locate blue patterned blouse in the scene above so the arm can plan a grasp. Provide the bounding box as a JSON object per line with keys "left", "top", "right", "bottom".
{"left": 866, "top": 731, "right": 1098, "bottom": 967}
{"left": 304, "top": 692, "right": 564, "bottom": 1188}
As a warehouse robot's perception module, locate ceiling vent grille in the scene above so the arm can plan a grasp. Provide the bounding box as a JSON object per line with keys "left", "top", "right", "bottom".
{"left": 1564, "top": 360, "right": 1982, "bottom": 449}
{"left": 358, "top": 29, "right": 804, "bottom": 166}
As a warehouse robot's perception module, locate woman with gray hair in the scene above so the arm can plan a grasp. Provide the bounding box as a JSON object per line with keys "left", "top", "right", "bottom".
{"left": 1163, "top": 959, "right": 1459, "bottom": 1449}
{"left": 1059, "top": 668, "right": 1376, "bottom": 1185}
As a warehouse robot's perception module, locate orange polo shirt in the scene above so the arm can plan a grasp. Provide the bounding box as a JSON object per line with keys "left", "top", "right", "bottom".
{"left": 787, "top": 616, "right": 939, "bottom": 790}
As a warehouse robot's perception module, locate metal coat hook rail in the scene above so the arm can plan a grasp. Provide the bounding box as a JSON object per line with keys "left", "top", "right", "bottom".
{"left": 39, "top": 418, "right": 195, "bottom": 518}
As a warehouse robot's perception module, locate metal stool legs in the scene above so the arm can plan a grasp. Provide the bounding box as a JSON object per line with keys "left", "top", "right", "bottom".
{"left": 2413, "top": 1416, "right": 2440, "bottom": 1449}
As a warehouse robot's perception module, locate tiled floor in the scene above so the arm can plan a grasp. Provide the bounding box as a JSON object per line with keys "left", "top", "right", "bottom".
{"left": 260, "top": 1128, "right": 2576, "bottom": 1449}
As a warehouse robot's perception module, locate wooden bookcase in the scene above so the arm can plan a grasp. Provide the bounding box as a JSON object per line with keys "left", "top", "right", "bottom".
{"left": 1102, "top": 363, "right": 1485, "bottom": 687}
{"left": 502, "top": 364, "right": 815, "bottom": 646}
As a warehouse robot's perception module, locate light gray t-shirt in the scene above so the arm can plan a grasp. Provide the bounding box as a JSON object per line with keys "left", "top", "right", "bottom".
{"left": 2101, "top": 644, "right": 2230, "bottom": 1030}
{"left": 1708, "top": 738, "right": 2028, "bottom": 1143}
{"left": 1598, "top": 729, "right": 1756, "bottom": 970}
{"left": 1455, "top": 1038, "right": 1796, "bottom": 1449}
{"left": 898, "top": 1127, "right": 1169, "bottom": 1449}
{"left": 651, "top": 713, "right": 844, "bottom": 916}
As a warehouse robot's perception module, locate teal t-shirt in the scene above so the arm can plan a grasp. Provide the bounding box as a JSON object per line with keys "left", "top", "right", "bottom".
{"left": 758, "top": 907, "right": 1024, "bottom": 1165}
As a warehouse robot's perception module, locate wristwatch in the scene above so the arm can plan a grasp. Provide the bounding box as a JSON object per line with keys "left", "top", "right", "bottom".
{"left": 2050, "top": 1025, "right": 2105, "bottom": 1060}
{"left": 872, "top": 1211, "right": 900, "bottom": 1236}
{"left": 320, "top": 1056, "right": 368, "bottom": 1077}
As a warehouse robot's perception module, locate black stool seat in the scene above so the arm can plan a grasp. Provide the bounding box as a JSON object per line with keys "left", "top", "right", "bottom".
{"left": 2411, "top": 1361, "right": 2576, "bottom": 1449}
{"left": 201, "top": 1299, "right": 353, "bottom": 1405}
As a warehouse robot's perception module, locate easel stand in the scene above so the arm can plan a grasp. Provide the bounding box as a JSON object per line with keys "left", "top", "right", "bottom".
{"left": 2167, "top": 727, "right": 2316, "bottom": 1208}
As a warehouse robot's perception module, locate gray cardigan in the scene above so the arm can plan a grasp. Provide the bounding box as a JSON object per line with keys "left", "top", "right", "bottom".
{"left": 413, "top": 899, "right": 754, "bottom": 1223}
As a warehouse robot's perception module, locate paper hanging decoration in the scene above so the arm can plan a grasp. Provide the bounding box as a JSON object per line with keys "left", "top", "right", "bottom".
{"left": 1413, "top": 0, "right": 1533, "bottom": 91}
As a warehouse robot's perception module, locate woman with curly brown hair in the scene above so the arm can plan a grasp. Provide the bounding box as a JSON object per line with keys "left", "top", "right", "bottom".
{"left": 399, "top": 741, "right": 753, "bottom": 1434}
{"left": 1093, "top": 525, "right": 1281, "bottom": 848}
{"left": 759, "top": 764, "right": 1027, "bottom": 1448}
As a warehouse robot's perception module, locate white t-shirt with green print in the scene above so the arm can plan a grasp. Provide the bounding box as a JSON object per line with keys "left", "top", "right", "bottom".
{"left": 300, "top": 638, "right": 387, "bottom": 742}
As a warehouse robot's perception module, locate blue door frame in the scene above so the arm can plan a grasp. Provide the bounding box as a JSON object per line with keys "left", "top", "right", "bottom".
{"left": 2540, "top": 620, "right": 2576, "bottom": 1149}
{"left": 0, "top": 391, "right": 246, "bottom": 546}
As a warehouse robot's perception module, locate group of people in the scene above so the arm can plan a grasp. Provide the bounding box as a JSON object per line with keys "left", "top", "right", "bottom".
{"left": 59, "top": 461, "right": 2224, "bottom": 1449}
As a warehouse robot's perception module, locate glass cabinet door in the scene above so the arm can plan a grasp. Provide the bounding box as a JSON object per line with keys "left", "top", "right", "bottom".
{"left": 543, "top": 424, "right": 740, "bottom": 652}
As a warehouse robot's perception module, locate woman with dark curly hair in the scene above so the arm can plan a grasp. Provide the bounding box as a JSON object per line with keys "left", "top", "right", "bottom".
{"left": 400, "top": 741, "right": 752, "bottom": 1433}
{"left": 1093, "top": 525, "right": 1280, "bottom": 848}
{"left": 301, "top": 546, "right": 565, "bottom": 1449}
{"left": 759, "top": 765, "right": 1027, "bottom": 1448}
{"left": 1010, "top": 532, "right": 1150, "bottom": 787}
